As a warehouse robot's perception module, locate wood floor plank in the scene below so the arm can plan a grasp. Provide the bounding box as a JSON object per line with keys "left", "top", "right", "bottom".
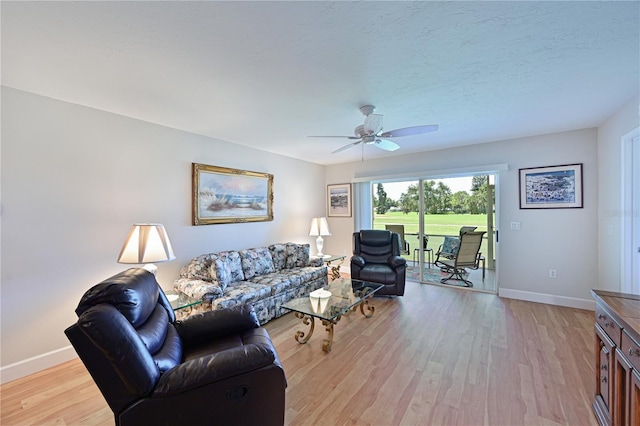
{"left": 1, "top": 280, "right": 598, "bottom": 425}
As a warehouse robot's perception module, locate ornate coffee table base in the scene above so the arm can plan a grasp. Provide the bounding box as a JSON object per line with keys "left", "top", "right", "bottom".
{"left": 321, "top": 319, "right": 334, "bottom": 352}
{"left": 292, "top": 297, "right": 376, "bottom": 353}
{"left": 294, "top": 312, "right": 315, "bottom": 344}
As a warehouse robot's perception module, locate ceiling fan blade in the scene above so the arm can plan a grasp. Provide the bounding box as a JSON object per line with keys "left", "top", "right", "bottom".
{"left": 379, "top": 124, "right": 439, "bottom": 138}
{"left": 363, "top": 114, "right": 383, "bottom": 135}
{"left": 374, "top": 139, "right": 400, "bottom": 151}
{"left": 308, "top": 135, "right": 360, "bottom": 139}
{"left": 332, "top": 141, "right": 362, "bottom": 153}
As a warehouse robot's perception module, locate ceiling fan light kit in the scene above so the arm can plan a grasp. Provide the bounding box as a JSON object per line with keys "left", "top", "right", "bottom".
{"left": 359, "top": 105, "right": 376, "bottom": 116}
{"left": 309, "top": 105, "right": 439, "bottom": 155}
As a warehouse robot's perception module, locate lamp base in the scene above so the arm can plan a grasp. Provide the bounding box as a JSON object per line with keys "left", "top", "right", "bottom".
{"left": 315, "top": 235, "right": 326, "bottom": 258}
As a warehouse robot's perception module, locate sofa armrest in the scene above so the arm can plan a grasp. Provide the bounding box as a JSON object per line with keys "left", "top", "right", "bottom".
{"left": 153, "top": 342, "right": 277, "bottom": 397}
{"left": 174, "top": 305, "right": 260, "bottom": 345}
{"left": 308, "top": 256, "right": 324, "bottom": 267}
{"left": 173, "top": 278, "right": 223, "bottom": 302}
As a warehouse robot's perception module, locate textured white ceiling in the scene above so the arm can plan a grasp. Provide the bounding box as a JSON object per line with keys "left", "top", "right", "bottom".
{"left": 2, "top": 1, "right": 639, "bottom": 165}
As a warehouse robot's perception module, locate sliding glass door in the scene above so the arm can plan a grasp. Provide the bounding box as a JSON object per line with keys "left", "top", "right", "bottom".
{"left": 373, "top": 173, "right": 498, "bottom": 292}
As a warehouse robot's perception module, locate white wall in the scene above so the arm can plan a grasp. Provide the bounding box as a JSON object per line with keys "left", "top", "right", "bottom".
{"left": 325, "top": 128, "right": 599, "bottom": 308}
{"left": 597, "top": 95, "right": 640, "bottom": 291}
{"left": 0, "top": 87, "right": 326, "bottom": 382}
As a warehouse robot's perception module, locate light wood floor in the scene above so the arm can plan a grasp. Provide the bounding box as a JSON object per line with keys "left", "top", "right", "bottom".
{"left": 1, "top": 280, "right": 598, "bottom": 425}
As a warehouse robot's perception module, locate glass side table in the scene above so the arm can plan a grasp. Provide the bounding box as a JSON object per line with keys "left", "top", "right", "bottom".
{"left": 313, "top": 254, "right": 346, "bottom": 281}
{"left": 164, "top": 290, "right": 202, "bottom": 318}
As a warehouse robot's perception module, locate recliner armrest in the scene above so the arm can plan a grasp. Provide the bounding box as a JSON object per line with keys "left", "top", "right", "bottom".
{"left": 153, "top": 342, "right": 277, "bottom": 397}
{"left": 388, "top": 256, "right": 406, "bottom": 269}
{"left": 174, "top": 305, "right": 260, "bottom": 345}
{"left": 351, "top": 255, "right": 365, "bottom": 268}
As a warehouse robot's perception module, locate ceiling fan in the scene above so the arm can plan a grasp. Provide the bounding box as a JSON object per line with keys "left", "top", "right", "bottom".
{"left": 309, "top": 105, "right": 438, "bottom": 154}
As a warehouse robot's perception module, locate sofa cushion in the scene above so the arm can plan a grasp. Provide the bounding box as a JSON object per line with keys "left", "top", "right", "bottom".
{"left": 247, "top": 272, "right": 300, "bottom": 295}
{"left": 240, "top": 248, "right": 275, "bottom": 280}
{"left": 268, "top": 244, "right": 287, "bottom": 271}
{"left": 287, "top": 266, "right": 328, "bottom": 283}
{"left": 174, "top": 278, "right": 224, "bottom": 302}
{"left": 212, "top": 251, "right": 244, "bottom": 289}
{"left": 211, "top": 282, "right": 271, "bottom": 311}
{"left": 441, "top": 236, "right": 460, "bottom": 256}
{"left": 285, "top": 243, "right": 310, "bottom": 269}
{"left": 179, "top": 254, "right": 215, "bottom": 281}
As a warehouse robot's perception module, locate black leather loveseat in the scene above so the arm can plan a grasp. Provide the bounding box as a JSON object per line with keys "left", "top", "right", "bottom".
{"left": 65, "top": 268, "right": 286, "bottom": 426}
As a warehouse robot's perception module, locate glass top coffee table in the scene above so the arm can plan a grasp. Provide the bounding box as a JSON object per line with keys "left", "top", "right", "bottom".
{"left": 282, "top": 278, "right": 384, "bottom": 352}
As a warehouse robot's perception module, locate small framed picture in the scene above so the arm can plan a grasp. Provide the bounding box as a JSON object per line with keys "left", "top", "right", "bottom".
{"left": 327, "top": 183, "right": 352, "bottom": 217}
{"left": 519, "top": 163, "right": 583, "bottom": 209}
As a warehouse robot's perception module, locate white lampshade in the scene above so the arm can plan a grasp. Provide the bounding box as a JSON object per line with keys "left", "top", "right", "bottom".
{"left": 117, "top": 224, "right": 175, "bottom": 269}
{"left": 309, "top": 217, "right": 331, "bottom": 237}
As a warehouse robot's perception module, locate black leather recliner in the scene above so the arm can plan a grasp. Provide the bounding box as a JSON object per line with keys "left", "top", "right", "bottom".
{"left": 350, "top": 230, "right": 407, "bottom": 296}
{"left": 65, "top": 268, "right": 286, "bottom": 426}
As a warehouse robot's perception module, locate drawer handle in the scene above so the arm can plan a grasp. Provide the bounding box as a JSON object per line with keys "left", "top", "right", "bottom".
{"left": 601, "top": 364, "right": 608, "bottom": 371}
{"left": 602, "top": 377, "right": 608, "bottom": 383}
{"left": 629, "top": 347, "right": 640, "bottom": 357}
{"left": 598, "top": 314, "right": 607, "bottom": 320}
{"left": 604, "top": 322, "right": 612, "bottom": 328}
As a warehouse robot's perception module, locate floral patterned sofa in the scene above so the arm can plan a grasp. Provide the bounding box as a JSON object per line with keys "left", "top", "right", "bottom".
{"left": 174, "top": 243, "right": 328, "bottom": 324}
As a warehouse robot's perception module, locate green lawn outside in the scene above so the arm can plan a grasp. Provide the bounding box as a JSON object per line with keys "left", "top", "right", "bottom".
{"left": 373, "top": 212, "right": 492, "bottom": 261}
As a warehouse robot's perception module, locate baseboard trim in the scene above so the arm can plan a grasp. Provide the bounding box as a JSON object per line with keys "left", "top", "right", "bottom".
{"left": 0, "top": 345, "right": 77, "bottom": 384}
{"left": 498, "top": 287, "right": 595, "bottom": 311}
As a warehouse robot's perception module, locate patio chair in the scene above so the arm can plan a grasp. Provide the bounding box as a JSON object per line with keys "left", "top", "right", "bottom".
{"left": 438, "top": 231, "right": 486, "bottom": 287}
{"left": 433, "top": 227, "right": 477, "bottom": 269}
{"left": 385, "top": 224, "right": 410, "bottom": 255}
{"left": 459, "top": 226, "right": 478, "bottom": 237}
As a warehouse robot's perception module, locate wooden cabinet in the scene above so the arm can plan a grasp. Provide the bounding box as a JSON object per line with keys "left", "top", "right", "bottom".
{"left": 617, "top": 330, "right": 640, "bottom": 425}
{"left": 595, "top": 323, "right": 615, "bottom": 423}
{"left": 592, "top": 290, "right": 640, "bottom": 426}
{"left": 614, "top": 345, "right": 633, "bottom": 425}
{"left": 631, "top": 369, "right": 640, "bottom": 422}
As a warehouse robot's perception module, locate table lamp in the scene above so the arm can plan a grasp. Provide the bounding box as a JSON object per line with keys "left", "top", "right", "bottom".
{"left": 309, "top": 217, "right": 331, "bottom": 258}
{"left": 117, "top": 223, "right": 175, "bottom": 274}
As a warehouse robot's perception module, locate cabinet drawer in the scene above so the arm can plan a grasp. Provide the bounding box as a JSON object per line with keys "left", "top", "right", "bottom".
{"left": 622, "top": 330, "right": 640, "bottom": 371}
{"left": 596, "top": 303, "right": 622, "bottom": 346}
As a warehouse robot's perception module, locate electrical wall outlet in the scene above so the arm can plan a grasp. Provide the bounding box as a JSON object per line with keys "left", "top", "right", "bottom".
{"left": 510, "top": 222, "right": 521, "bottom": 230}
{"left": 549, "top": 269, "right": 557, "bottom": 279}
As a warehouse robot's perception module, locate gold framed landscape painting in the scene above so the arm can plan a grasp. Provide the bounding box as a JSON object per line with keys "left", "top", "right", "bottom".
{"left": 192, "top": 163, "right": 274, "bottom": 225}
{"left": 519, "top": 163, "right": 583, "bottom": 209}
{"left": 327, "top": 183, "right": 351, "bottom": 217}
